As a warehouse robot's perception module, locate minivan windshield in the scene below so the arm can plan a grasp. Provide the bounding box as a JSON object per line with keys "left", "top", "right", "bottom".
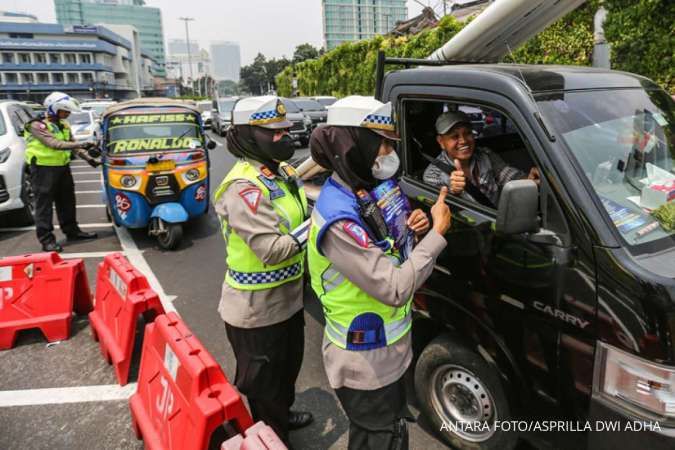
{"left": 218, "top": 99, "right": 237, "bottom": 112}
{"left": 0, "top": 113, "right": 6, "bottom": 136}
{"left": 538, "top": 89, "right": 674, "bottom": 253}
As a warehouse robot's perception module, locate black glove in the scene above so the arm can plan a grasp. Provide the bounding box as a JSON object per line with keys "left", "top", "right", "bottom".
{"left": 82, "top": 141, "right": 97, "bottom": 150}
{"left": 86, "top": 158, "right": 102, "bottom": 168}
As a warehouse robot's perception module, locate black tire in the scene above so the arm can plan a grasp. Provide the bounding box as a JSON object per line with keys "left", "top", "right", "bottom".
{"left": 415, "top": 334, "right": 517, "bottom": 450}
{"left": 156, "top": 222, "right": 182, "bottom": 250}
{"left": 10, "top": 168, "right": 35, "bottom": 226}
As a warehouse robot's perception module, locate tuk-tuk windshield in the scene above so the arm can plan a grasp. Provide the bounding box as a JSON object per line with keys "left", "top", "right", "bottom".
{"left": 106, "top": 111, "right": 202, "bottom": 154}
{"left": 537, "top": 88, "right": 675, "bottom": 253}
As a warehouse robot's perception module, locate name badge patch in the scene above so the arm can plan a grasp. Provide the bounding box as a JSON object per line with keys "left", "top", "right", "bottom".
{"left": 257, "top": 175, "right": 285, "bottom": 200}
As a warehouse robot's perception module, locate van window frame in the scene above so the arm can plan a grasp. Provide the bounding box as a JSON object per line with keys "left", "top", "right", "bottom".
{"left": 398, "top": 93, "right": 572, "bottom": 243}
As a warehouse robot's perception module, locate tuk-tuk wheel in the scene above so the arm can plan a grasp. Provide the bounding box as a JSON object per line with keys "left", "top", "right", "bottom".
{"left": 157, "top": 222, "right": 182, "bottom": 250}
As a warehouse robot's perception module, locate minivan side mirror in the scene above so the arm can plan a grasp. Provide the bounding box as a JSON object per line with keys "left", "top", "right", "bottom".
{"left": 496, "top": 179, "right": 540, "bottom": 235}
{"left": 206, "top": 140, "right": 217, "bottom": 150}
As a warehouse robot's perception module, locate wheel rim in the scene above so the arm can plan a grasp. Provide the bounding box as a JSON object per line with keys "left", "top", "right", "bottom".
{"left": 430, "top": 364, "right": 497, "bottom": 442}
{"left": 22, "top": 174, "right": 35, "bottom": 214}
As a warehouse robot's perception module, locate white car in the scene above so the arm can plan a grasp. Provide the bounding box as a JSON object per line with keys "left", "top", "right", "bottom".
{"left": 0, "top": 100, "right": 35, "bottom": 225}
{"left": 67, "top": 110, "right": 101, "bottom": 142}
{"left": 196, "top": 100, "right": 212, "bottom": 129}
{"left": 81, "top": 100, "right": 117, "bottom": 117}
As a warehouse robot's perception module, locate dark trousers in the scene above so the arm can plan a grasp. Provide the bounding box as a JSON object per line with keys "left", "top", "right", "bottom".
{"left": 225, "top": 310, "right": 305, "bottom": 443}
{"left": 30, "top": 164, "right": 79, "bottom": 244}
{"left": 335, "top": 376, "right": 410, "bottom": 450}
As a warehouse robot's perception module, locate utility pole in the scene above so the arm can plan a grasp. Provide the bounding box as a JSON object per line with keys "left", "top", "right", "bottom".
{"left": 443, "top": 0, "right": 447, "bottom": 17}
{"left": 179, "top": 17, "right": 195, "bottom": 85}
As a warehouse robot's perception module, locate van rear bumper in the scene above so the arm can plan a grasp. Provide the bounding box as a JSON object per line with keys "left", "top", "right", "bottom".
{"left": 586, "top": 396, "right": 675, "bottom": 450}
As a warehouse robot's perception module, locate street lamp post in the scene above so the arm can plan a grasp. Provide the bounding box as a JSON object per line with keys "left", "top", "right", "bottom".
{"left": 179, "top": 17, "right": 195, "bottom": 83}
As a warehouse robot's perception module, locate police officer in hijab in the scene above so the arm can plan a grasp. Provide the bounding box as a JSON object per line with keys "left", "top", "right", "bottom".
{"left": 307, "top": 96, "right": 452, "bottom": 449}
{"left": 213, "top": 96, "right": 313, "bottom": 444}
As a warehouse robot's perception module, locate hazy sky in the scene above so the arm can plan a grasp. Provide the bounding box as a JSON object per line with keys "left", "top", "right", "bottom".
{"left": 0, "top": 0, "right": 428, "bottom": 64}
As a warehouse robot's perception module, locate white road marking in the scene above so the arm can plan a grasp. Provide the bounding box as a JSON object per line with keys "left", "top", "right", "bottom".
{"left": 61, "top": 251, "right": 123, "bottom": 259}
{"left": 0, "top": 223, "right": 112, "bottom": 233}
{"left": 113, "top": 225, "right": 178, "bottom": 314}
{"left": 75, "top": 190, "right": 103, "bottom": 194}
{"left": 71, "top": 170, "right": 100, "bottom": 175}
{"left": 0, "top": 384, "right": 137, "bottom": 407}
{"left": 74, "top": 179, "right": 102, "bottom": 183}
{"left": 52, "top": 204, "right": 105, "bottom": 209}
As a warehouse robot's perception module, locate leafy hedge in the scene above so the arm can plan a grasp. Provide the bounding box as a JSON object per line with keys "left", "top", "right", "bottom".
{"left": 276, "top": 0, "right": 674, "bottom": 96}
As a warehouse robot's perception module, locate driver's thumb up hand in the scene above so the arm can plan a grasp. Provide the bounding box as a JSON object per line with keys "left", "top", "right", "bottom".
{"left": 450, "top": 158, "right": 466, "bottom": 195}
{"left": 431, "top": 186, "right": 452, "bottom": 235}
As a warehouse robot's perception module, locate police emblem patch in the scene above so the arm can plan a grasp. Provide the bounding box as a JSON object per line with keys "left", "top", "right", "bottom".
{"left": 276, "top": 101, "right": 286, "bottom": 116}
{"left": 342, "top": 222, "right": 369, "bottom": 248}
{"left": 238, "top": 187, "right": 262, "bottom": 213}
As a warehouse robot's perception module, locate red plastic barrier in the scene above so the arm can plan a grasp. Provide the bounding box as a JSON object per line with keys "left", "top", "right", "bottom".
{"left": 89, "top": 252, "right": 165, "bottom": 385}
{"left": 129, "top": 312, "right": 254, "bottom": 450}
{"left": 0, "top": 252, "right": 92, "bottom": 350}
{"left": 221, "top": 422, "right": 287, "bottom": 450}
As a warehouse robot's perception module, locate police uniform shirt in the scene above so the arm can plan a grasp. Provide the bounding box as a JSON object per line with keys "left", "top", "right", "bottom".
{"left": 215, "top": 159, "right": 304, "bottom": 328}
{"left": 319, "top": 174, "right": 447, "bottom": 390}
{"left": 29, "top": 120, "right": 81, "bottom": 150}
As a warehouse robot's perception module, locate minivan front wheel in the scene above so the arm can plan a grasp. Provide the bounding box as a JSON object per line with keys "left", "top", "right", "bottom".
{"left": 415, "top": 334, "right": 517, "bottom": 450}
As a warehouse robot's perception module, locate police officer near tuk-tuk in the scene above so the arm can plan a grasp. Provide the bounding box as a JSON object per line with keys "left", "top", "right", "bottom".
{"left": 213, "top": 96, "right": 313, "bottom": 444}
{"left": 24, "top": 92, "right": 100, "bottom": 252}
{"left": 307, "top": 96, "right": 452, "bottom": 449}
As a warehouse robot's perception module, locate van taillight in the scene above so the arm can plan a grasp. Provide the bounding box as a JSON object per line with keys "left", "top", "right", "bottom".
{"left": 109, "top": 159, "right": 126, "bottom": 166}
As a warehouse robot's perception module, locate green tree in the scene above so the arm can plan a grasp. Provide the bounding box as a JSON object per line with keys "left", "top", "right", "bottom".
{"left": 293, "top": 43, "right": 320, "bottom": 64}
{"left": 240, "top": 53, "right": 292, "bottom": 95}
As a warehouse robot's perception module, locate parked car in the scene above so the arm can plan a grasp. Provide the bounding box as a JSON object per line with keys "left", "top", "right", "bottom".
{"left": 81, "top": 100, "right": 117, "bottom": 116}
{"left": 196, "top": 100, "right": 212, "bottom": 129}
{"left": 0, "top": 100, "right": 35, "bottom": 226}
{"left": 280, "top": 98, "right": 312, "bottom": 147}
{"left": 21, "top": 101, "right": 45, "bottom": 117}
{"left": 293, "top": 97, "right": 328, "bottom": 129}
{"left": 67, "top": 110, "right": 101, "bottom": 143}
{"left": 311, "top": 96, "right": 338, "bottom": 107}
{"left": 212, "top": 97, "right": 239, "bottom": 136}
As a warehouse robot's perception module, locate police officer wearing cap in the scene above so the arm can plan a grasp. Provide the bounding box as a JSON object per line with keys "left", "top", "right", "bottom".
{"left": 24, "top": 91, "right": 100, "bottom": 252}
{"left": 307, "top": 96, "right": 452, "bottom": 449}
{"left": 213, "top": 96, "right": 313, "bottom": 444}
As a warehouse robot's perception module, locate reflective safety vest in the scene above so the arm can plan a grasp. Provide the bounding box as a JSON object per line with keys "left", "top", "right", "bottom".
{"left": 307, "top": 177, "right": 412, "bottom": 351}
{"left": 214, "top": 160, "right": 308, "bottom": 291}
{"left": 24, "top": 120, "right": 72, "bottom": 166}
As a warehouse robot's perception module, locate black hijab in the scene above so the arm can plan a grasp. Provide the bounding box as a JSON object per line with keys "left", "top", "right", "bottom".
{"left": 310, "top": 126, "right": 382, "bottom": 191}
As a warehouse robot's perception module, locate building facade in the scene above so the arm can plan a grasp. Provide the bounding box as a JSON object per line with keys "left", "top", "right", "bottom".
{"left": 209, "top": 41, "right": 240, "bottom": 82}
{"left": 166, "top": 47, "right": 211, "bottom": 82}
{"left": 322, "top": 0, "right": 407, "bottom": 50}
{"left": 0, "top": 21, "right": 154, "bottom": 101}
{"left": 54, "top": 0, "right": 166, "bottom": 76}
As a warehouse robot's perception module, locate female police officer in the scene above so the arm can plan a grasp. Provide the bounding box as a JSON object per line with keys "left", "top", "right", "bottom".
{"left": 213, "top": 96, "right": 313, "bottom": 444}
{"left": 307, "top": 96, "right": 452, "bottom": 449}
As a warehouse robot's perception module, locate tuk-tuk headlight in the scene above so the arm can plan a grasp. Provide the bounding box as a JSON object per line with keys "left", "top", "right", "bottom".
{"left": 185, "top": 168, "right": 200, "bottom": 182}
{"left": 120, "top": 175, "right": 137, "bottom": 188}
{"left": 594, "top": 341, "right": 675, "bottom": 423}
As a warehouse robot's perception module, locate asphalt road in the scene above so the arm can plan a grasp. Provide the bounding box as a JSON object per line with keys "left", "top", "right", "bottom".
{"left": 0, "top": 131, "right": 451, "bottom": 450}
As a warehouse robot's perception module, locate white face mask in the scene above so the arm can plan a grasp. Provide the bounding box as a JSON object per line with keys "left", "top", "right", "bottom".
{"left": 372, "top": 151, "right": 400, "bottom": 180}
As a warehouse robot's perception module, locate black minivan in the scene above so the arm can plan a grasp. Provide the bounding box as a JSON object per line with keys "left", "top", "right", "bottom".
{"left": 371, "top": 61, "right": 675, "bottom": 450}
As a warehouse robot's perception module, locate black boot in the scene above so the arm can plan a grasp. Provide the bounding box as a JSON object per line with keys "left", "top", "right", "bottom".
{"left": 66, "top": 230, "right": 98, "bottom": 241}
{"left": 288, "top": 411, "right": 313, "bottom": 430}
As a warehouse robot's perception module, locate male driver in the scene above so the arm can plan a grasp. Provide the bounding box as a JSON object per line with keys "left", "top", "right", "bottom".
{"left": 423, "top": 110, "right": 539, "bottom": 208}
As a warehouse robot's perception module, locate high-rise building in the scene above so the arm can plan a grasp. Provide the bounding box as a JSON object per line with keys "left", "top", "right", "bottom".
{"left": 322, "top": 0, "right": 407, "bottom": 50}
{"left": 168, "top": 38, "right": 199, "bottom": 56}
{"left": 209, "top": 41, "right": 240, "bottom": 82}
{"left": 54, "top": 0, "right": 166, "bottom": 77}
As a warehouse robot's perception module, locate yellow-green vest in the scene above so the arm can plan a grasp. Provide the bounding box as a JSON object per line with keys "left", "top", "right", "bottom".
{"left": 24, "top": 120, "right": 72, "bottom": 166}
{"left": 307, "top": 178, "right": 412, "bottom": 351}
{"left": 214, "top": 160, "right": 308, "bottom": 291}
